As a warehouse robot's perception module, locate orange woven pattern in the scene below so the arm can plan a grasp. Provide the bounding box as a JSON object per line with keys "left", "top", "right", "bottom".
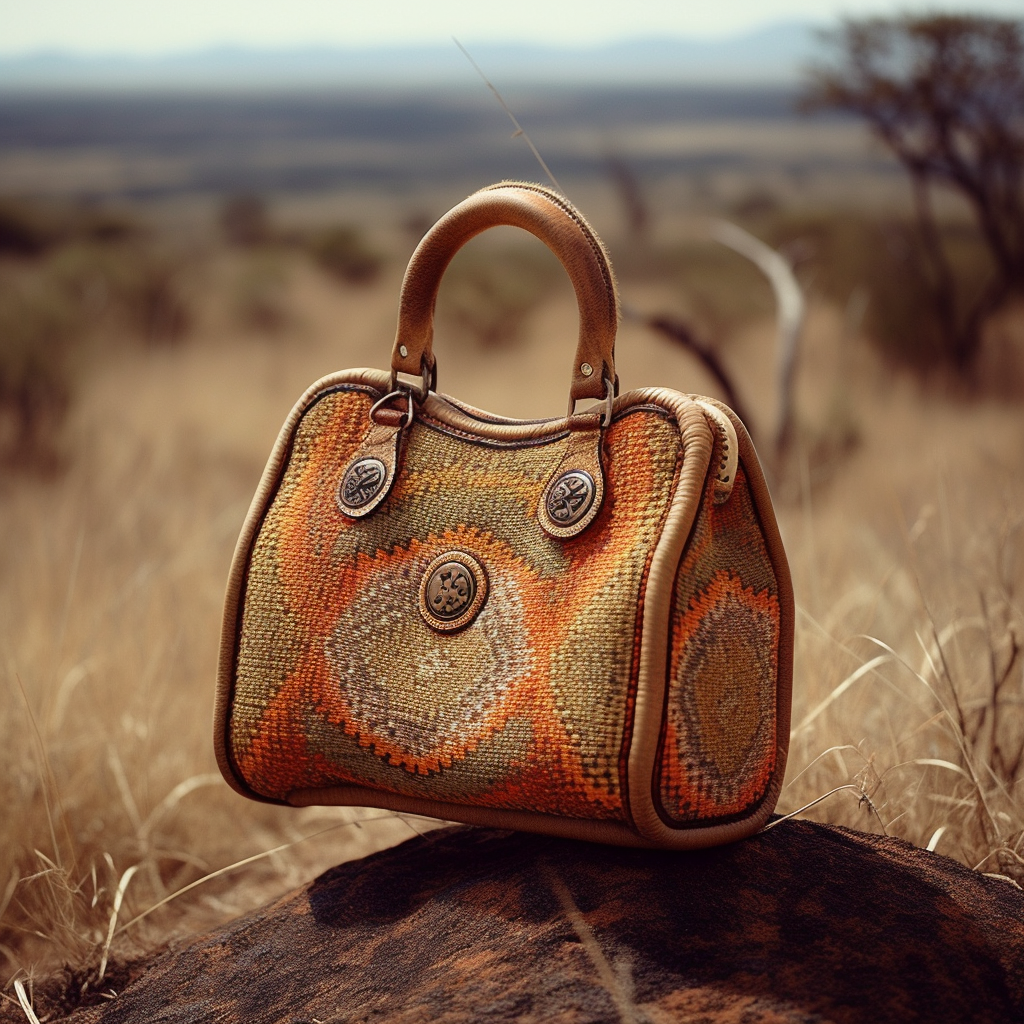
{"left": 656, "top": 461, "right": 780, "bottom": 825}
{"left": 230, "top": 386, "right": 683, "bottom": 821}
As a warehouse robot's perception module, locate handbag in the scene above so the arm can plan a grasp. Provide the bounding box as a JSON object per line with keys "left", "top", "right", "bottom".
{"left": 214, "top": 182, "right": 794, "bottom": 849}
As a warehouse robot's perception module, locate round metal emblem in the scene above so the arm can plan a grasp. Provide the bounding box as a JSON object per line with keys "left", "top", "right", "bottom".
{"left": 339, "top": 457, "right": 387, "bottom": 511}
{"left": 419, "top": 551, "right": 488, "bottom": 632}
{"left": 546, "top": 470, "right": 596, "bottom": 527}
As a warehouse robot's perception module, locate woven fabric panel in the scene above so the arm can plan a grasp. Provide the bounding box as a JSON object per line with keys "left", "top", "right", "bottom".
{"left": 231, "top": 386, "right": 682, "bottom": 821}
{"left": 656, "top": 458, "right": 780, "bottom": 825}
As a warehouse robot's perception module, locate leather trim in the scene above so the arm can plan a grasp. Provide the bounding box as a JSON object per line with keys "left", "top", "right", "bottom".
{"left": 623, "top": 395, "right": 718, "bottom": 846}
{"left": 701, "top": 397, "right": 795, "bottom": 829}
{"left": 695, "top": 399, "right": 739, "bottom": 504}
{"left": 336, "top": 419, "right": 402, "bottom": 518}
{"left": 286, "top": 786, "right": 658, "bottom": 849}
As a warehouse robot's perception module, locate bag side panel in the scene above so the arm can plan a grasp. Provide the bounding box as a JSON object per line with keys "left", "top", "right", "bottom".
{"left": 229, "top": 389, "right": 684, "bottom": 825}
{"left": 654, "top": 406, "right": 793, "bottom": 834}
{"left": 656, "top": 457, "right": 780, "bottom": 824}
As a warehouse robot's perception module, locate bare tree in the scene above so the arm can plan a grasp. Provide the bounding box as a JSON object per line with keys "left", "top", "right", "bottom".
{"left": 804, "top": 15, "right": 1024, "bottom": 371}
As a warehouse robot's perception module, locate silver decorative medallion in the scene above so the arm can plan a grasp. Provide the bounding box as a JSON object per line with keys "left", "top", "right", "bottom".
{"left": 546, "top": 470, "right": 596, "bottom": 527}
{"left": 339, "top": 457, "right": 387, "bottom": 511}
{"left": 419, "top": 551, "right": 488, "bottom": 632}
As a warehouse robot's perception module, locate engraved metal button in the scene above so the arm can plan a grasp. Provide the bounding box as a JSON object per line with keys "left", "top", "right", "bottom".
{"left": 339, "top": 457, "right": 387, "bottom": 510}
{"left": 426, "top": 562, "right": 474, "bottom": 619}
{"left": 419, "top": 551, "right": 488, "bottom": 632}
{"left": 580, "top": 362, "right": 594, "bottom": 377}
{"left": 546, "top": 470, "right": 596, "bottom": 527}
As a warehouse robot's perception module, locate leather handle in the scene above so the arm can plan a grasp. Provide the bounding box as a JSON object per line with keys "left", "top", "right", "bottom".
{"left": 391, "top": 182, "right": 619, "bottom": 407}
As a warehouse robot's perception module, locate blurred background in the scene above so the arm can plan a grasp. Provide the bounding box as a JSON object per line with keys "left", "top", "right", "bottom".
{"left": 2, "top": 0, "right": 1023, "bottom": 1012}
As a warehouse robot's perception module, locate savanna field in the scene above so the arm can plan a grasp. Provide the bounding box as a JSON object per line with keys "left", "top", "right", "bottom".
{"left": 1, "top": 85, "right": 1023, "bottom": 1016}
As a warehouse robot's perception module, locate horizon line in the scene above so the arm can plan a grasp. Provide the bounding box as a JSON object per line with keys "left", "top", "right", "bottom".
{"left": 0, "top": 19, "right": 824, "bottom": 61}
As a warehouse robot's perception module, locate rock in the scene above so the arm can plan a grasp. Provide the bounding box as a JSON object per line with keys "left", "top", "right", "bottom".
{"left": 63, "top": 819, "right": 1024, "bottom": 1023}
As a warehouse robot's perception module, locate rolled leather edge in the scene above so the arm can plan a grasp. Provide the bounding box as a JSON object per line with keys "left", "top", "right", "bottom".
{"left": 627, "top": 395, "right": 794, "bottom": 849}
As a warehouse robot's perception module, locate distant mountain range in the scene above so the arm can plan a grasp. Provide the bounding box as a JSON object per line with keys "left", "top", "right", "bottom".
{"left": 0, "top": 22, "right": 824, "bottom": 91}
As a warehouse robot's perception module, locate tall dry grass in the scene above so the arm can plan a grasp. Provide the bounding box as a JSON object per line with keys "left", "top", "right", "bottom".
{"left": 778, "top": 481, "right": 1024, "bottom": 879}
{"left": 1, "top": 215, "right": 1022, "bottom": 1019}
{"left": 0, "top": 249, "right": 433, "bottom": 1018}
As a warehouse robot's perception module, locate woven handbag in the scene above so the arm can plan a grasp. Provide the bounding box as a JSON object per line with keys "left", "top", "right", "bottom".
{"left": 215, "top": 182, "right": 794, "bottom": 849}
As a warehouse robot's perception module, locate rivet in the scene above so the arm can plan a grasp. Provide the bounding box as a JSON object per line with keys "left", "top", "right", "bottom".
{"left": 338, "top": 457, "right": 387, "bottom": 511}
{"left": 580, "top": 362, "right": 594, "bottom": 377}
{"left": 399, "top": 344, "right": 408, "bottom": 358}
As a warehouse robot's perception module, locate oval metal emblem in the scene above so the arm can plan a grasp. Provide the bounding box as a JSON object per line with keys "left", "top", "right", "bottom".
{"left": 546, "top": 470, "right": 596, "bottom": 527}
{"left": 339, "top": 457, "right": 387, "bottom": 511}
{"left": 419, "top": 551, "right": 488, "bottom": 632}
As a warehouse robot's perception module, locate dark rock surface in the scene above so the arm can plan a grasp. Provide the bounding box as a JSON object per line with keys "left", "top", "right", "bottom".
{"left": 65, "top": 820, "right": 1024, "bottom": 1023}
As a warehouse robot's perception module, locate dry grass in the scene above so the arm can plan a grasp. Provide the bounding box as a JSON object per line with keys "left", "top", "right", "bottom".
{"left": 0, "top": 253, "right": 439, "bottom": 1018}
{"left": 0, "top": 205, "right": 1022, "bottom": 1019}
{"left": 779, "top": 473, "right": 1024, "bottom": 879}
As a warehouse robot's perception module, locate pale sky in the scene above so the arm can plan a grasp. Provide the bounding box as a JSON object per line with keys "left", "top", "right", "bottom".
{"left": 1, "top": 0, "right": 1022, "bottom": 54}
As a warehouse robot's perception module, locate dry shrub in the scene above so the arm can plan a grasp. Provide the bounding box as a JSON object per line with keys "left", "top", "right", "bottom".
{"left": 0, "top": 200, "right": 139, "bottom": 259}
{"left": 758, "top": 210, "right": 1002, "bottom": 375}
{"left": 47, "top": 241, "right": 193, "bottom": 346}
{"left": 218, "top": 194, "right": 383, "bottom": 287}
{"left": 0, "top": 200, "right": 65, "bottom": 257}
{"left": 306, "top": 226, "right": 383, "bottom": 286}
{"left": 0, "top": 272, "right": 76, "bottom": 468}
{"left": 219, "top": 195, "right": 271, "bottom": 249}
{"left": 0, "top": 204, "right": 197, "bottom": 470}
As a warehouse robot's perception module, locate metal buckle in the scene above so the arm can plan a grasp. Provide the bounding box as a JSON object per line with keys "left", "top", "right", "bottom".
{"left": 369, "top": 387, "right": 415, "bottom": 429}
{"left": 567, "top": 376, "right": 615, "bottom": 428}
{"left": 389, "top": 359, "right": 436, "bottom": 401}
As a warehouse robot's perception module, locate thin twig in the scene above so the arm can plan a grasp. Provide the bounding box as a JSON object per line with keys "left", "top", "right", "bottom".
{"left": 759, "top": 784, "right": 888, "bottom": 834}
{"left": 13, "top": 980, "right": 41, "bottom": 1024}
{"left": 453, "top": 38, "right": 564, "bottom": 195}
{"left": 781, "top": 744, "right": 863, "bottom": 791}
{"left": 98, "top": 864, "right": 138, "bottom": 982}
{"left": 624, "top": 306, "right": 752, "bottom": 428}
{"left": 710, "top": 219, "right": 804, "bottom": 460}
